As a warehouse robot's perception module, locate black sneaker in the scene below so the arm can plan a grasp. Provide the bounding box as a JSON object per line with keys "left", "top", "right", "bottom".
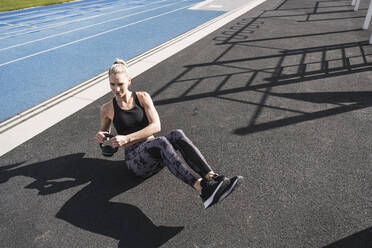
{"left": 216, "top": 176, "right": 243, "bottom": 203}
{"left": 200, "top": 178, "right": 225, "bottom": 208}
{"left": 211, "top": 173, "right": 224, "bottom": 182}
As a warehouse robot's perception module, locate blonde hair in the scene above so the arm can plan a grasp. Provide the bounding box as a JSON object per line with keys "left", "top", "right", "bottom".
{"left": 108, "top": 58, "right": 130, "bottom": 77}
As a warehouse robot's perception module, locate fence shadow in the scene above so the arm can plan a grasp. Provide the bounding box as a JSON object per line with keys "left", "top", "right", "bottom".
{"left": 153, "top": 38, "right": 372, "bottom": 135}
{"left": 150, "top": 0, "right": 372, "bottom": 136}
{"left": 322, "top": 227, "right": 372, "bottom": 248}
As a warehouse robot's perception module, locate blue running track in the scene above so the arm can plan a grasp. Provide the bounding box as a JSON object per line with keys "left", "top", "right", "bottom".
{"left": 0, "top": 0, "right": 224, "bottom": 122}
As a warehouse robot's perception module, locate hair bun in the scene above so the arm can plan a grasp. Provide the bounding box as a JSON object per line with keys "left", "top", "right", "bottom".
{"left": 113, "top": 58, "right": 127, "bottom": 66}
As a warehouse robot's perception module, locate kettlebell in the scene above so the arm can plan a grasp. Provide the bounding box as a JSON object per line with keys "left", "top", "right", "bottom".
{"left": 99, "top": 133, "right": 119, "bottom": 157}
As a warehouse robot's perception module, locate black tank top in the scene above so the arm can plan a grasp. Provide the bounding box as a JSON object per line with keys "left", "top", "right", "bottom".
{"left": 112, "top": 92, "right": 149, "bottom": 135}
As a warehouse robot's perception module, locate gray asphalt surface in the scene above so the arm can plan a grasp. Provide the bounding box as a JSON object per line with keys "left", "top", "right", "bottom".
{"left": 1, "top": 0, "right": 372, "bottom": 247}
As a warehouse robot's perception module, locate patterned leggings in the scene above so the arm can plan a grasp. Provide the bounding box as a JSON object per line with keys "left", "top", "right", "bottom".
{"left": 124, "top": 129, "right": 213, "bottom": 187}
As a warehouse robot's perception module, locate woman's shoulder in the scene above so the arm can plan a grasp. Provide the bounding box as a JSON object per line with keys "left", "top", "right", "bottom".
{"left": 100, "top": 100, "right": 114, "bottom": 115}
{"left": 135, "top": 91, "right": 152, "bottom": 105}
{"left": 135, "top": 91, "right": 150, "bottom": 98}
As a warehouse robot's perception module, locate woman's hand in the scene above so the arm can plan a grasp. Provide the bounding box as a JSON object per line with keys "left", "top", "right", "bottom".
{"left": 96, "top": 131, "right": 109, "bottom": 144}
{"left": 111, "top": 135, "right": 130, "bottom": 147}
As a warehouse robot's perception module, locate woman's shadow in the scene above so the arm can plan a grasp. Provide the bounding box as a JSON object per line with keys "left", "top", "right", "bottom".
{"left": 0, "top": 153, "right": 183, "bottom": 248}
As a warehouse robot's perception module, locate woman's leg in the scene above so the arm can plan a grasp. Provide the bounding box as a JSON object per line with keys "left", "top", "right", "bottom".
{"left": 125, "top": 137, "right": 198, "bottom": 188}
{"left": 165, "top": 129, "right": 214, "bottom": 179}
{"left": 125, "top": 135, "right": 240, "bottom": 208}
{"left": 124, "top": 141, "right": 163, "bottom": 179}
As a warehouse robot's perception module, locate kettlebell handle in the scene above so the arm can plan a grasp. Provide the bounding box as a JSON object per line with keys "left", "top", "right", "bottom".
{"left": 103, "top": 133, "right": 115, "bottom": 139}
{"left": 99, "top": 132, "right": 115, "bottom": 147}
{"left": 99, "top": 133, "right": 119, "bottom": 157}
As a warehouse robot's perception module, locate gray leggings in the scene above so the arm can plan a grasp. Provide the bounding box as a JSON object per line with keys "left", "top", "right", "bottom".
{"left": 124, "top": 129, "right": 212, "bottom": 187}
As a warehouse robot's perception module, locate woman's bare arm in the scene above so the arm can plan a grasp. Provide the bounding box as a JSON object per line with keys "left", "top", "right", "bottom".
{"left": 111, "top": 92, "right": 160, "bottom": 147}
{"left": 95, "top": 102, "right": 113, "bottom": 143}
{"left": 125, "top": 91, "right": 161, "bottom": 143}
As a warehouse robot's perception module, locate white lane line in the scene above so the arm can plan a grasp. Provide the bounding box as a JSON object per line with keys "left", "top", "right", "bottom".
{"left": 189, "top": 0, "right": 215, "bottom": 10}
{"left": 0, "top": 0, "right": 148, "bottom": 27}
{"left": 21, "top": 0, "right": 150, "bottom": 25}
{"left": 0, "top": 2, "right": 191, "bottom": 67}
{"left": 209, "top": 5, "right": 223, "bottom": 8}
{"left": 0, "top": 0, "right": 109, "bottom": 19}
{"left": 0, "top": 22, "right": 37, "bottom": 28}
{"left": 0, "top": 0, "right": 170, "bottom": 39}
{"left": 1, "top": 9, "right": 72, "bottom": 24}
{"left": 0, "top": 0, "right": 183, "bottom": 52}
{"left": 0, "top": 0, "right": 267, "bottom": 156}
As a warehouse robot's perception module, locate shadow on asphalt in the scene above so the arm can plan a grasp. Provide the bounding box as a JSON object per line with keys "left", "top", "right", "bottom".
{"left": 151, "top": 1, "right": 372, "bottom": 137}
{"left": 0, "top": 153, "right": 183, "bottom": 248}
{"left": 233, "top": 90, "right": 372, "bottom": 134}
{"left": 322, "top": 226, "right": 372, "bottom": 248}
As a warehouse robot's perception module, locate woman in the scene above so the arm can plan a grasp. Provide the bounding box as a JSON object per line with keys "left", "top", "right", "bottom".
{"left": 96, "top": 59, "right": 242, "bottom": 208}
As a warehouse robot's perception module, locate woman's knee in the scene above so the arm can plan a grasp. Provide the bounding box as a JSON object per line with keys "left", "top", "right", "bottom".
{"left": 169, "top": 129, "right": 186, "bottom": 139}
{"left": 153, "top": 136, "right": 172, "bottom": 148}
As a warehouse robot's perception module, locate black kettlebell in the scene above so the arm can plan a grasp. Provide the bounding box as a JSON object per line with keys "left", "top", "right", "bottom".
{"left": 99, "top": 133, "right": 119, "bottom": 157}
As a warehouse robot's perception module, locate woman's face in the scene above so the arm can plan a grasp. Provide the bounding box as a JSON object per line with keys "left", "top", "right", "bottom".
{"left": 109, "top": 72, "right": 131, "bottom": 98}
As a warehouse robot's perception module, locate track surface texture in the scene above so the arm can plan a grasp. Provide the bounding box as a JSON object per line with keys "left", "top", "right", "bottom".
{"left": 1, "top": 0, "right": 372, "bottom": 247}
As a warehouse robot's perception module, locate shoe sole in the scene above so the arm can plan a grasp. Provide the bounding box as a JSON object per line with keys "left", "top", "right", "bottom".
{"left": 203, "top": 180, "right": 225, "bottom": 209}
{"left": 218, "top": 176, "right": 243, "bottom": 203}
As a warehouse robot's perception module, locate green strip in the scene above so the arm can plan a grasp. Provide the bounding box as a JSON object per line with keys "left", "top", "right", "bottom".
{"left": 0, "top": 0, "right": 76, "bottom": 12}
